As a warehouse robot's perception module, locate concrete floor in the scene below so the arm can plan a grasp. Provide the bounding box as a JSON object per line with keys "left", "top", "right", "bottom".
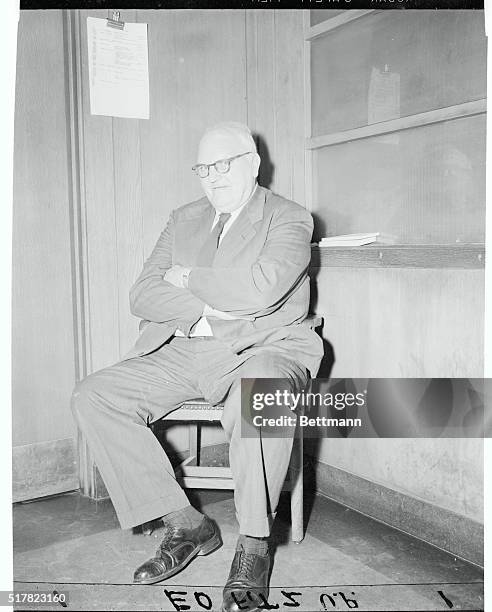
{"left": 13, "top": 490, "right": 483, "bottom": 611}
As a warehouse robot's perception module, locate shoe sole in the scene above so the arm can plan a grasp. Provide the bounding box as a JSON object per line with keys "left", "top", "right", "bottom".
{"left": 221, "top": 596, "right": 266, "bottom": 612}
{"left": 221, "top": 588, "right": 269, "bottom": 612}
{"left": 134, "top": 531, "right": 222, "bottom": 585}
{"left": 221, "top": 605, "right": 262, "bottom": 612}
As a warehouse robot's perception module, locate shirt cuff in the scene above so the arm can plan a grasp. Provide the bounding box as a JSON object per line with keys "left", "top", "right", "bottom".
{"left": 182, "top": 267, "right": 191, "bottom": 289}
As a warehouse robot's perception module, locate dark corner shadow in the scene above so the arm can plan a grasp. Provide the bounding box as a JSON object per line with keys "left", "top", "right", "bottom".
{"left": 300, "top": 345, "right": 336, "bottom": 538}
{"left": 310, "top": 211, "right": 328, "bottom": 245}
{"left": 291, "top": 261, "right": 335, "bottom": 539}
{"left": 309, "top": 266, "right": 335, "bottom": 380}
{"left": 253, "top": 132, "right": 275, "bottom": 189}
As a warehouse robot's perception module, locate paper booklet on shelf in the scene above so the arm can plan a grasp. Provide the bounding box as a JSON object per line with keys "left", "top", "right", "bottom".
{"left": 318, "top": 232, "right": 380, "bottom": 247}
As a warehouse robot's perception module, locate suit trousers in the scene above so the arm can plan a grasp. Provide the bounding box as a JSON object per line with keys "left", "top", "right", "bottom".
{"left": 71, "top": 336, "right": 308, "bottom": 537}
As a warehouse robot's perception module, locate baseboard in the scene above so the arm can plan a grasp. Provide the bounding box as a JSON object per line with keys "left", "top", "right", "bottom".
{"left": 13, "top": 438, "right": 78, "bottom": 502}
{"left": 311, "top": 458, "right": 483, "bottom": 568}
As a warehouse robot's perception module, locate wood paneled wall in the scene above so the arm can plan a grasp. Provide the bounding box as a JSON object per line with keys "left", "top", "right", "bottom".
{"left": 246, "top": 11, "right": 306, "bottom": 204}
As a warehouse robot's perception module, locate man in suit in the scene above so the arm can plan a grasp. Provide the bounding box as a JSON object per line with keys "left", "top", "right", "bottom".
{"left": 71, "top": 122, "right": 323, "bottom": 612}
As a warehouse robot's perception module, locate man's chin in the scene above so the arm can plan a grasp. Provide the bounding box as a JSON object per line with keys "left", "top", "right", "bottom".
{"left": 209, "top": 195, "right": 235, "bottom": 212}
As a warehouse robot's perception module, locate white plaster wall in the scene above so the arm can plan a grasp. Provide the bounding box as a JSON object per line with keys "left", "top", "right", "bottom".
{"left": 315, "top": 438, "right": 483, "bottom": 523}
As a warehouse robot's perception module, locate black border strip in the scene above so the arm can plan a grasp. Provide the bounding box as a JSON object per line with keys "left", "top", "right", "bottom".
{"left": 19, "top": 0, "right": 485, "bottom": 10}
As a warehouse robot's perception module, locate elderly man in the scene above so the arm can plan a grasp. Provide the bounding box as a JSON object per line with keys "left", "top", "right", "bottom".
{"left": 71, "top": 122, "right": 323, "bottom": 612}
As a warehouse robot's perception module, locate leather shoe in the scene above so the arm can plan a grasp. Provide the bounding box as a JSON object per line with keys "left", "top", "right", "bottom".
{"left": 222, "top": 545, "right": 271, "bottom": 612}
{"left": 133, "top": 515, "right": 221, "bottom": 584}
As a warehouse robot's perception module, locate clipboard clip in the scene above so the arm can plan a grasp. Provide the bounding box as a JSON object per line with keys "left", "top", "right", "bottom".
{"left": 107, "top": 10, "right": 125, "bottom": 30}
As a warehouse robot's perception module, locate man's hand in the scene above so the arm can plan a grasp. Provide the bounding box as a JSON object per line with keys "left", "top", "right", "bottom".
{"left": 163, "top": 265, "right": 190, "bottom": 289}
{"left": 139, "top": 319, "right": 151, "bottom": 332}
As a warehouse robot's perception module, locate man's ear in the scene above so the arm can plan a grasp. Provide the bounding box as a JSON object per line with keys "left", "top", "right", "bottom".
{"left": 251, "top": 153, "right": 261, "bottom": 179}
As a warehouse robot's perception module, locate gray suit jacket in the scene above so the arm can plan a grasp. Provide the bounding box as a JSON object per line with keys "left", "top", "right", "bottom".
{"left": 125, "top": 186, "right": 323, "bottom": 376}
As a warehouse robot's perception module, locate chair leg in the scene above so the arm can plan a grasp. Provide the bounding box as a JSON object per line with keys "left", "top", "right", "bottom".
{"left": 290, "top": 430, "right": 304, "bottom": 543}
{"left": 189, "top": 423, "right": 200, "bottom": 466}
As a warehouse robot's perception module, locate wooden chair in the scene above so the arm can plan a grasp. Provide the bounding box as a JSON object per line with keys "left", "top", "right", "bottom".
{"left": 159, "top": 315, "right": 323, "bottom": 544}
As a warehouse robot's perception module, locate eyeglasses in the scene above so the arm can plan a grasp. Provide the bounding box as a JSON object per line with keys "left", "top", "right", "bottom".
{"left": 192, "top": 152, "right": 253, "bottom": 179}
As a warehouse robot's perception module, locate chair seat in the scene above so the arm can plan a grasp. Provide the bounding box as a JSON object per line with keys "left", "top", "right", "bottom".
{"left": 163, "top": 400, "right": 224, "bottom": 422}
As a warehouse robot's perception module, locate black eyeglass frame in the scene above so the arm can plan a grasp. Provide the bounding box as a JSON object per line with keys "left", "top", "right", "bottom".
{"left": 192, "top": 152, "right": 253, "bottom": 178}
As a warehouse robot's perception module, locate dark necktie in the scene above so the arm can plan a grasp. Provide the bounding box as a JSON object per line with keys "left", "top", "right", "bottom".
{"left": 197, "top": 212, "right": 231, "bottom": 266}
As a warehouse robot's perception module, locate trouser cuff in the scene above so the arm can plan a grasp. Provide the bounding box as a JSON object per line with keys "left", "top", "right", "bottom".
{"left": 117, "top": 496, "right": 190, "bottom": 530}
{"left": 237, "top": 511, "right": 276, "bottom": 537}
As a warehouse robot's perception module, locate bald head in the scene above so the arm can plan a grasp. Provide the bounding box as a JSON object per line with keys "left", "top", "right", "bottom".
{"left": 200, "top": 122, "right": 257, "bottom": 157}
{"left": 196, "top": 122, "right": 261, "bottom": 213}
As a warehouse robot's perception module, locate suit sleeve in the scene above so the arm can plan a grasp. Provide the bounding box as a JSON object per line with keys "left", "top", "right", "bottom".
{"left": 187, "top": 207, "right": 313, "bottom": 314}
{"left": 129, "top": 210, "right": 205, "bottom": 334}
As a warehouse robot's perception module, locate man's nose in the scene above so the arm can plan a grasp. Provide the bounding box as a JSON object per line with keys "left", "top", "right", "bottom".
{"left": 207, "top": 165, "right": 219, "bottom": 182}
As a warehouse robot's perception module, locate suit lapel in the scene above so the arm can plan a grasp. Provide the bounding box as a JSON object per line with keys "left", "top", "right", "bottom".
{"left": 214, "top": 186, "right": 267, "bottom": 265}
{"left": 176, "top": 202, "right": 215, "bottom": 265}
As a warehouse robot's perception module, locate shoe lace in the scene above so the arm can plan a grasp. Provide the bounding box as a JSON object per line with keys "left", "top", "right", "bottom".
{"left": 235, "top": 549, "right": 257, "bottom": 580}
{"left": 156, "top": 523, "right": 179, "bottom": 555}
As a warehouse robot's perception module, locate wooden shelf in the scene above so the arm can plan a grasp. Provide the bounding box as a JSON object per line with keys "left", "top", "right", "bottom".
{"left": 307, "top": 99, "right": 486, "bottom": 150}
{"left": 305, "top": 10, "right": 374, "bottom": 41}
{"left": 310, "top": 244, "right": 485, "bottom": 269}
